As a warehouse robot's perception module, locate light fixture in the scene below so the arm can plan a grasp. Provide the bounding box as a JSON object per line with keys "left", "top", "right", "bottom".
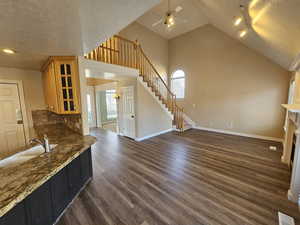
{"left": 234, "top": 17, "right": 243, "bottom": 26}
{"left": 239, "top": 30, "right": 247, "bottom": 38}
{"left": 165, "top": 13, "right": 175, "bottom": 28}
{"left": 3, "top": 48, "right": 15, "bottom": 54}
{"left": 113, "top": 93, "right": 120, "bottom": 100}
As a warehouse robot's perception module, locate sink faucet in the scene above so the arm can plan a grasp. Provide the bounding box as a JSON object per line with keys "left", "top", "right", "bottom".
{"left": 29, "top": 135, "right": 51, "bottom": 153}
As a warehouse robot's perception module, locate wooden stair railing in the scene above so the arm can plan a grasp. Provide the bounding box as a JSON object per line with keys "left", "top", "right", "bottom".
{"left": 85, "top": 35, "right": 184, "bottom": 131}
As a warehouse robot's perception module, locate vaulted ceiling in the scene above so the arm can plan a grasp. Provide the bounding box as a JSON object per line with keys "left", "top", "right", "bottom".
{"left": 0, "top": 0, "right": 299, "bottom": 71}
{"left": 0, "top": 0, "right": 160, "bottom": 70}
{"left": 137, "top": 0, "right": 300, "bottom": 70}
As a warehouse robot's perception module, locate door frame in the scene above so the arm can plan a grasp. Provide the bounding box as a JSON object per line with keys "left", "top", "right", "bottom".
{"left": 0, "top": 79, "right": 30, "bottom": 145}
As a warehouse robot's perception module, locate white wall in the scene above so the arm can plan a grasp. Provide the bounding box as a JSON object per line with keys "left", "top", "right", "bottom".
{"left": 117, "top": 78, "right": 173, "bottom": 140}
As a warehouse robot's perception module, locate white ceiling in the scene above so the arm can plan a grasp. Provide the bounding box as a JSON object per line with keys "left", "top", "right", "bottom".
{"left": 137, "top": 0, "right": 209, "bottom": 39}
{"left": 137, "top": 0, "right": 300, "bottom": 70}
{"left": 0, "top": 0, "right": 160, "bottom": 70}
{"left": 1, "top": 0, "right": 299, "bottom": 71}
{"left": 192, "top": 0, "right": 300, "bottom": 69}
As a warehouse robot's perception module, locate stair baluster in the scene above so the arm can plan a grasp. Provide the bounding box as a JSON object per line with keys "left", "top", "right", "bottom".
{"left": 85, "top": 35, "right": 184, "bottom": 131}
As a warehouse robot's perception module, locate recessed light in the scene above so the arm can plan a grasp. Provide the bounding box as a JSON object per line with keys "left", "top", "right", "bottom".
{"left": 3, "top": 49, "right": 16, "bottom": 54}
{"left": 234, "top": 17, "right": 243, "bottom": 26}
{"left": 239, "top": 30, "right": 247, "bottom": 38}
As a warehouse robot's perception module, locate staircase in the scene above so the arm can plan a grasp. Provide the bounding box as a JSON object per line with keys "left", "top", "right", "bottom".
{"left": 85, "top": 35, "right": 189, "bottom": 131}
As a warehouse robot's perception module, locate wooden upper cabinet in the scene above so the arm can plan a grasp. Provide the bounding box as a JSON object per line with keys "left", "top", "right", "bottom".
{"left": 42, "top": 56, "right": 81, "bottom": 114}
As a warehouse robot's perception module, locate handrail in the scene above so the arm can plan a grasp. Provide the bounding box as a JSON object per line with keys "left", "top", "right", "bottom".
{"left": 138, "top": 46, "right": 174, "bottom": 95}
{"left": 85, "top": 35, "right": 184, "bottom": 131}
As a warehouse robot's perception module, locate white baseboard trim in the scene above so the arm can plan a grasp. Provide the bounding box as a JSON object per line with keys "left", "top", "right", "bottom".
{"left": 194, "top": 126, "right": 284, "bottom": 143}
{"left": 183, "top": 113, "right": 196, "bottom": 127}
{"left": 135, "top": 128, "right": 174, "bottom": 141}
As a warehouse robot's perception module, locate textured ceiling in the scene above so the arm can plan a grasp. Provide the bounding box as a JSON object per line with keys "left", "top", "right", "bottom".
{"left": 136, "top": 0, "right": 209, "bottom": 39}
{"left": 0, "top": 0, "right": 160, "bottom": 70}
{"left": 1, "top": 0, "right": 299, "bottom": 71}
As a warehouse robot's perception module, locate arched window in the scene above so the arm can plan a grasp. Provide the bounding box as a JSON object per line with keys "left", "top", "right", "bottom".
{"left": 171, "top": 70, "right": 185, "bottom": 99}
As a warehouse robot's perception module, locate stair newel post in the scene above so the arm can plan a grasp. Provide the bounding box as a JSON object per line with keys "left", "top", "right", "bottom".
{"left": 134, "top": 40, "right": 139, "bottom": 70}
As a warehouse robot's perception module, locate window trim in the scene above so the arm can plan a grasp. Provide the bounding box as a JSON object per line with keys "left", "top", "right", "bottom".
{"left": 171, "top": 69, "right": 185, "bottom": 99}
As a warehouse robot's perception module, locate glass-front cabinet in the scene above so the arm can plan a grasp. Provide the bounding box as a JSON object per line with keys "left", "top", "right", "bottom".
{"left": 42, "top": 56, "right": 80, "bottom": 114}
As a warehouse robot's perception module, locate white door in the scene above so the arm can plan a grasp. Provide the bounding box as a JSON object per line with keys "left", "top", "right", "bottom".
{"left": 121, "top": 86, "right": 136, "bottom": 139}
{"left": 0, "top": 83, "right": 26, "bottom": 158}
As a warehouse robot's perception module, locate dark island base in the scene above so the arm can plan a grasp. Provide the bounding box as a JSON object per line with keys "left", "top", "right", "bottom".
{"left": 0, "top": 147, "right": 93, "bottom": 225}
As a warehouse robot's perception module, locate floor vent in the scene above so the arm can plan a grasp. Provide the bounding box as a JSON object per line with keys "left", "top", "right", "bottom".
{"left": 278, "top": 212, "right": 295, "bottom": 225}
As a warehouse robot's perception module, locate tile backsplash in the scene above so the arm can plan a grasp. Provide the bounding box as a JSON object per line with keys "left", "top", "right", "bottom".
{"left": 32, "top": 110, "right": 83, "bottom": 134}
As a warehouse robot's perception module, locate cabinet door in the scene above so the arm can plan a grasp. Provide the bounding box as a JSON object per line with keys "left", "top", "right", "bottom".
{"left": 54, "top": 59, "right": 80, "bottom": 114}
{"left": 67, "top": 156, "right": 82, "bottom": 199}
{"left": 25, "top": 181, "right": 53, "bottom": 225}
{"left": 42, "top": 62, "right": 59, "bottom": 113}
{"left": 48, "top": 62, "right": 59, "bottom": 113}
{"left": 0, "top": 202, "right": 27, "bottom": 225}
{"left": 80, "top": 148, "right": 93, "bottom": 184}
{"left": 42, "top": 68, "right": 50, "bottom": 110}
{"left": 50, "top": 168, "right": 70, "bottom": 220}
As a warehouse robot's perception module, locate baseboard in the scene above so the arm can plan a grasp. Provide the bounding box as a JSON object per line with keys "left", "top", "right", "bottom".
{"left": 182, "top": 113, "right": 196, "bottom": 127}
{"left": 135, "top": 128, "right": 174, "bottom": 141}
{"left": 194, "top": 126, "right": 284, "bottom": 143}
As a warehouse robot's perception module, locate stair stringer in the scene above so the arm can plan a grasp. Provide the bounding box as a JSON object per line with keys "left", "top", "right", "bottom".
{"left": 137, "top": 76, "right": 174, "bottom": 120}
{"left": 183, "top": 113, "right": 196, "bottom": 127}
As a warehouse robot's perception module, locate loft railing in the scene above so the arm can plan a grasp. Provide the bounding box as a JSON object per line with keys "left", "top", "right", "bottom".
{"left": 85, "top": 35, "right": 184, "bottom": 130}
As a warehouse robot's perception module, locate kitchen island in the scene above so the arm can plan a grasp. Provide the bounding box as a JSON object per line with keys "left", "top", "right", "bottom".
{"left": 0, "top": 124, "right": 96, "bottom": 225}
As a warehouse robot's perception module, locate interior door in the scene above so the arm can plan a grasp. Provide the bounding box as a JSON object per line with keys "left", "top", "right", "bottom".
{"left": 0, "top": 83, "right": 26, "bottom": 158}
{"left": 121, "top": 86, "right": 136, "bottom": 139}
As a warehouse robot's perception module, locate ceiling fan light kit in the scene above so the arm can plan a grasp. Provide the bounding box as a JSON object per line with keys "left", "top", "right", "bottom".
{"left": 152, "top": 0, "right": 183, "bottom": 31}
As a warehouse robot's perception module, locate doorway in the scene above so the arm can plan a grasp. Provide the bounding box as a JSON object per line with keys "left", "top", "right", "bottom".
{"left": 0, "top": 83, "right": 27, "bottom": 158}
{"left": 96, "top": 88, "right": 118, "bottom": 133}
{"left": 85, "top": 79, "right": 120, "bottom": 134}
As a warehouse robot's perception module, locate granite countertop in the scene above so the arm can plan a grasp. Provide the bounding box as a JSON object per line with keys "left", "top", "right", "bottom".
{"left": 0, "top": 124, "right": 97, "bottom": 217}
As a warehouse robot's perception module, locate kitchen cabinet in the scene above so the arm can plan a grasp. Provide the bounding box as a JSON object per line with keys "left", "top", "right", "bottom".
{"left": 25, "top": 181, "right": 53, "bottom": 225}
{"left": 0, "top": 148, "right": 92, "bottom": 225}
{"left": 67, "top": 156, "right": 82, "bottom": 200}
{"left": 80, "top": 148, "right": 93, "bottom": 184}
{"left": 42, "top": 56, "right": 81, "bottom": 114}
{"left": 50, "top": 168, "right": 70, "bottom": 220}
{"left": 0, "top": 202, "right": 27, "bottom": 225}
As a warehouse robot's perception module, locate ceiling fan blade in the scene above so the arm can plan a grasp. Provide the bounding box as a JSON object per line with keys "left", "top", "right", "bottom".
{"left": 152, "top": 18, "right": 163, "bottom": 27}
{"left": 174, "top": 16, "right": 187, "bottom": 24}
{"left": 166, "top": 24, "right": 175, "bottom": 32}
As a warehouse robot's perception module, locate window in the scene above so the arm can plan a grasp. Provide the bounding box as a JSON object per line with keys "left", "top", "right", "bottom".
{"left": 105, "top": 90, "right": 117, "bottom": 119}
{"left": 171, "top": 70, "right": 185, "bottom": 99}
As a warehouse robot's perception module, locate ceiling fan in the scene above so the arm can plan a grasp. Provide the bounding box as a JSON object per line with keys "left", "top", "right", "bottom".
{"left": 151, "top": 0, "right": 184, "bottom": 30}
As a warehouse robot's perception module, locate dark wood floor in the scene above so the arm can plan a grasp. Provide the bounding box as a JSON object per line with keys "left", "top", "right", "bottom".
{"left": 57, "top": 129, "right": 300, "bottom": 225}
